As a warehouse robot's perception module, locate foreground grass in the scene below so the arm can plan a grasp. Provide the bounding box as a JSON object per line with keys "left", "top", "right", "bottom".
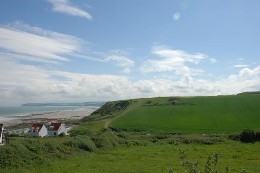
{"left": 3, "top": 142, "right": 260, "bottom": 173}
{"left": 111, "top": 95, "right": 260, "bottom": 133}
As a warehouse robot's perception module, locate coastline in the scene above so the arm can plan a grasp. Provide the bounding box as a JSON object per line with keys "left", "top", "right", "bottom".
{"left": 0, "top": 107, "right": 98, "bottom": 129}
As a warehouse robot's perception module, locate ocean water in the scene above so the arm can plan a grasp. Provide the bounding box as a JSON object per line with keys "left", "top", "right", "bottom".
{"left": 0, "top": 106, "right": 98, "bottom": 119}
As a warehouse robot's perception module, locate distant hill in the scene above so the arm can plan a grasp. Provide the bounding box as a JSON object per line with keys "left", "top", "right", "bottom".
{"left": 237, "top": 91, "right": 260, "bottom": 95}
{"left": 21, "top": 102, "right": 105, "bottom": 107}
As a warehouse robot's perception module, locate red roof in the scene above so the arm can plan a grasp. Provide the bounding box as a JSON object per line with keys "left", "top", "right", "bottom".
{"left": 31, "top": 124, "right": 44, "bottom": 132}
{"left": 49, "top": 123, "right": 62, "bottom": 131}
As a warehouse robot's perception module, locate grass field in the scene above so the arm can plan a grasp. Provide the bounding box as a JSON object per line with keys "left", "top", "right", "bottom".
{"left": 111, "top": 95, "right": 260, "bottom": 133}
{"left": 3, "top": 142, "right": 260, "bottom": 173}
{"left": 1, "top": 94, "right": 260, "bottom": 172}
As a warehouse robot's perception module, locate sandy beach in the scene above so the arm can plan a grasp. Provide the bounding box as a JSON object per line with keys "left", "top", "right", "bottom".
{"left": 1, "top": 107, "right": 98, "bottom": 128}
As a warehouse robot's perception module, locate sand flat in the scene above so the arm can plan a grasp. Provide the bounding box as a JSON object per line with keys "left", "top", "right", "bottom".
{"left": 1, "top": 108, "right": 97, "bottom": 127}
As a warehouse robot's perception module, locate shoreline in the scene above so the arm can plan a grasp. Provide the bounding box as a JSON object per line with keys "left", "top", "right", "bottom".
{"left": 0, "top": 107, "right": 98, "bottom": 129}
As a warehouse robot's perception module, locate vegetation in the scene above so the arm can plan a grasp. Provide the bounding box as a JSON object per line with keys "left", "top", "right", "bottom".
{"left": 2, "top": 142, "right": 260, "bottom": 173}
{"left": 240, "top": 129, "right": 256, "bottom": 143}
{"left": 111, "top": 95, "right": 260, "bottom": 133}
{"left": 1, "top": 94, "right": 260, "bottom": 172}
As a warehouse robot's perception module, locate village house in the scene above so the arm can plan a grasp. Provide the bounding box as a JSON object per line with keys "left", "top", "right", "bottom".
{"left": 47, "top": 122, "right": 67, "bottom": 136}
{"left": 0, "top": 124, "right": 4, "bottom": 144}
{"left": 29, "top": 124, "right": 48, "bottom": 137}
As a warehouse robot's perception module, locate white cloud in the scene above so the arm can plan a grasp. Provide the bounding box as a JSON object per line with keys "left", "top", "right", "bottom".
{"left": 0, "top": 22, "right": 83, "bottom": 63}
{"left": 0, "top": 57, "right": 260, "bottom": 106}
{"left": 234, "top": 64, "right": 249, "bottom": 68}
{"left": 239, "top": 66, "right": 260, "bottom": 79}
{"left": 140, "top": 46, "right": 207, "bottom": 78}
{"left": 0, "top": 26, "right": 259, "bottom": 106}
{"left": 104, "top": 55, "right": 134, "bottom": 73}
{"left": 209, "top": 58, "right": 217, "bottom": 63}
{"left": 0, "top": 22, "right": 135, "bottom": 74}
{"left": 47, "top": 0, "right": 92, "bottom": 20}
{"left": 0, "top": 59, "right": 132, "bottom": 105}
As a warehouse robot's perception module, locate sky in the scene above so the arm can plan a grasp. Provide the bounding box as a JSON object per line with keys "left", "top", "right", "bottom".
{"left": 0, "top": 0, "right": 260, "bottom": 106}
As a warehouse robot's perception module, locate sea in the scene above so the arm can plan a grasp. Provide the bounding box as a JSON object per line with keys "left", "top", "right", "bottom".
{"left": 0, "top": 106, "right": 99, "bottom": 120}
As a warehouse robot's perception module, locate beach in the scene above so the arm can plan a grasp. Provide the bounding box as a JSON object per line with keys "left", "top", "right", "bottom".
{"left": 1, "top": 107, "right": 98, "bottom": 128}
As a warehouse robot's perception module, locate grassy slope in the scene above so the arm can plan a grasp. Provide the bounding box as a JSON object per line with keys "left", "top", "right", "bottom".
{"left": 3, "top": 142, "right": 260, "bottom": 173}
{"left": 111, "top": 95, "right": 260, "bottom": 133}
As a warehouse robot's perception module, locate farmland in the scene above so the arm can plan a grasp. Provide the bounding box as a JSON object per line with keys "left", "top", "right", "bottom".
{"left": 111, "top": 95, "right": 260, "bottom": 133}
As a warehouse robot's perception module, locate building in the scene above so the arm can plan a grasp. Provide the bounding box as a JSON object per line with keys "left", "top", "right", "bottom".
{"left": 0, "top": 124, "right": 3, "bottom": 144}
{"left": 47, "top": 122, "right": 67, "bottom": 136}
{"left": 29, "top": 124, "right": 48, "bottom": 137}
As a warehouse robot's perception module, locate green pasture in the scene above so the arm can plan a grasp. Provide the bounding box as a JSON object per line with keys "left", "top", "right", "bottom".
{"left": 3, "top": 142, "right": 260, "bottom": 173}
{"left": 111, "top": 95, "right": 260, "bottom": 133}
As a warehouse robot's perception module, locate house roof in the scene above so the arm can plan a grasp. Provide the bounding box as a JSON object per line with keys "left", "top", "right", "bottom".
{"left": 31, "top": 124, "right": 44, "bottom": 131}
{"left": 49, "top": 123, "right": 62, "bottom": 131}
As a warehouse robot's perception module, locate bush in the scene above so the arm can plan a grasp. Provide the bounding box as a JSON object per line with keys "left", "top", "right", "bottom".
{"left": 240, "top": 129, "right": 255, "bottom": 143}
{"left": 0, "top": 143, "right": 45, "bottom": 169}
{"left": 59, "top": 132, "right": 66, "bottom": 137}
{"left": 93, "top": 130, "right": 119, "bottom": 149}
{"left": 65, "top": 136, "right": 96, "bottom": 152}
{"left": 255, "top": 131, "right": 260, "bottom": 141}
{"left": 228, "top": 134, "right": 240, "bottom": 141}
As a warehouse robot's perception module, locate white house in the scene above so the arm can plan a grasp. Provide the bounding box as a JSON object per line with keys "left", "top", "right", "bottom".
{"left": 47, "top": 122, "right": 67, "bottom": 136}
{"left": 0, "top": 124, "right": 3, "bottom": 144}
{"left": 29, "top": 124, "right": 48, "bottom": 137}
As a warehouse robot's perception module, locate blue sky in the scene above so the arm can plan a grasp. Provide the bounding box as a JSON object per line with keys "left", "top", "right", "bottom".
{"left": 0, "top": 0, "right": 260, "bottom": 106}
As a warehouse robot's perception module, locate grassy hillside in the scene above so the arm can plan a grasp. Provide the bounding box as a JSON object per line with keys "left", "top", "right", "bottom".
{"left": 1, "top": 95, "right": 260, "bottom": 172}
{"left": 110, "top": 95, "right": 260, "bottom": 133}
{"left": 3, "top": 142, "right": 260, "bottom": 173}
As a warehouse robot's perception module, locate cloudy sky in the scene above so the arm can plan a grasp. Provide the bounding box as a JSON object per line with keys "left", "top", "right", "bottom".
{"left": 0, "top": 0, "right": 259, "bottom": 106}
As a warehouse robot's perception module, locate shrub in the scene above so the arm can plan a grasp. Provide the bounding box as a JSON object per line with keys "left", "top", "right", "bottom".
{"left": 146, "top": 100, "right": 152, "bottom": 104}
{"left": 65, "top": 136, "right": 96, "bottom": 152}
{"left": 0, "top": 143, "right": 45, "bottom": 169}
{"left": 59, "top": 132, "right": 66, "bottom": 137}
{"left": 240, "top": 129, "right": 255, "bottom": 143}
{"left": 93, "top": 130, "right": 119, "bottom": 149}
{"left": 81, "top": 114, "right": 101, "bottom": 122}
{"left": 228, "top": 134, "right": 240, "bottom": 141}
{"left": 255, "top": 131, "right": 260, "bottom": 141}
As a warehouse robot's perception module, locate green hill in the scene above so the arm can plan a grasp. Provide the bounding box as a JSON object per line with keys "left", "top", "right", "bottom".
{"left": 110, "top": 95, "right": 260, "bottom": 133}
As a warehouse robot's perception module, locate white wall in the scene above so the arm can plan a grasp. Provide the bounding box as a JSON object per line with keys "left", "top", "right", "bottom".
{"left": 30, "top": 125, "right": 47, "bottom": 137}
{"left": 48, "top": 124, "right": 67, "bottom": 136}
{"left": 0, "top": 128, "right": 3, "bottom": 144}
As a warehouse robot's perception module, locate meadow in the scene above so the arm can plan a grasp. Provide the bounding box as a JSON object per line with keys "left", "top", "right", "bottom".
{"left": 2, "top": 142, "right": 260, "bottom": 173}
{"left": 1, "top": 94, "right": 260, "bottom": 172}
{"left": 111, "top": 95, "right": 260, "bottom": 133}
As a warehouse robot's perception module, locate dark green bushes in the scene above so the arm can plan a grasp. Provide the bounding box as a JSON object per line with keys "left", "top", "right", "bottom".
{"left": 240, "top": 129, "right": 256, "bottom": 143}
{"left": 0, "top": 143, "right": 42, "bottom": 168}
{"left": 0, "top": 138, "right": 73, "bottom": 169}
{"left": 255, "top": 131, "right": 260, "bottom": 141}
{"left": 93, "top": 130, "right": 119, "bottom": 149}
{"left": 65, "top": 136, "right": 96, "bottom": 152}
{"left": 229, "top": 129, "right": 260, "bottom": 143}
